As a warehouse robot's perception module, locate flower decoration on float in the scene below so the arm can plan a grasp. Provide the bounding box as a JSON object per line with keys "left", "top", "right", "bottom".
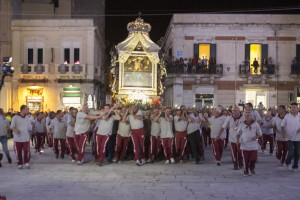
{"left": 119, "top": 91, "right": 161, "bottom": 110}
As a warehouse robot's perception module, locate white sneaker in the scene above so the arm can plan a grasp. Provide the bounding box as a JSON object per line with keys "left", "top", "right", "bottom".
{"left": 141, "top": 159, "right": 145, "bottom": 165}
{"left": 170, "top": 158, "right": 175, "bottom": 164}
{"left": 293, "top": 168, "right": 299, "bottom": 172}
{"left": 18, "top": 165, "right": 23, "bottom": 169}
{"left": 136, "top": 160, "right": 141, "bottom": 166}
{"left": 283, "top": 163, "right": 291, "bottom": 171}
{"left": 24, "top": 163, "right": 31, "bottom": 169}
{"left": 71, "top": 159, "right": 76, "bottom": 163}
{"left": 112, "top": 158, "right": 118, "bottom": 163}
{"left": 77, "top": 159, "right": 84, "bottom": 165}
{"left": 146, "top": 159, "right": 152, "bottom": 163}
{"left": 165, "top": 160, "right": 170, "bottom": 164}
{"left": 179, "top": 160, "right": 183, "bottom": 164}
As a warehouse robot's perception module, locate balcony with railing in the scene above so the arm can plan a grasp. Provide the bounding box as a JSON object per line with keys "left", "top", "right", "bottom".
{"left": 165, "top": 61, "right": 223, "bottom": 78}
{"left": 239, "top": 64, "right": 276, "bottom": 78}
{"left": 291, "top": 62, "right": 300, "bottom": 78}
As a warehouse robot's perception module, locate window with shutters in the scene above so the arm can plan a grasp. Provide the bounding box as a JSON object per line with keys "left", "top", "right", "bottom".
{"left": 193, "top": 43, "right": 217, "bottom": 62}
{"left": 245, "top": 43, "right": 268, "bottom": 74}
{"left": 62, "top": 38, "right": 81, "bottom": 64}
{"left": 25, "top": 40, "right": 44, "bottom": 65}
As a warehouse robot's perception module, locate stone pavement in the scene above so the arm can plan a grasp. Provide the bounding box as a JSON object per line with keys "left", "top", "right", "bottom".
{"left": 0, "top": 139, "right": 299, "bottom": 200}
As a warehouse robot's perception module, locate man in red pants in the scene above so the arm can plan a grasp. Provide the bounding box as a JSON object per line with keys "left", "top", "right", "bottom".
{"left": 147, "top": 108, "right": 161, "bottom": 163}
{"left": 128, "top": 105, "right": 146, "bottom": 166}
{"left": 160, "top": 107, "right": 175, "bottom": 164}
{"left": 66, "top": 108, "right": 78, "bottom": 162}
{"left": 273, "top": 105, "right": 287, "bottom": 165}
{"left": 113, "top": 107, "right": 131, "bottom": 163}
{"left": 33, "top": 112, "right": 46, "bottom": 154}
{"left": 222, "top": 106, "right": 244, "bottom": 170}
{"left": 237, "top": 111, "right": 262, "bottom": 176}
{"left": 174, "top": 109, "right": 188, "bottom": 163}
{"left": 95, "top": 104, "right": 121, "bottom": 166}
{"left": 10, "top": 105, "right": 31, "bottom": 169}
{"left": 74, "top": 104, "right": 102, "bottom": 165}
{"left": 209, "top": 106, "right": 227, "bottom": 166}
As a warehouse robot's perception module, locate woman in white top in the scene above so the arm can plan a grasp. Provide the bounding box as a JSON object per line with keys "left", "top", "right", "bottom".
{"left": 237, "top": 111, "right": 262, "bottom": 176}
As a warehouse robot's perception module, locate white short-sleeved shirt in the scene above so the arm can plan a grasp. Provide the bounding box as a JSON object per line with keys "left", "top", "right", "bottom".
{"left": 26, "top": 115, "right": 35, "bottom": 131}
{"left": 10, "top": 115, "right": 30, "bottom": 142}
{"left": 251, "top": 110, "right": 262, "bottom": 122}
{"left": 159, "top": 116, "right": 174, "bottom": 138}
{"left": 128, "top": 110, "right": 144, "bottom": 130}
{"left": 50, "top": 118, "right": 67, "bottom": 139}
{"left": 237, "top": 122, "right": 262, "bottom": 150}
{"left": 174, "top": 115, "right": 188, "bottom": 132}
{"left": 273, "top": 115, "right": 287, "bottom": 141}
{"left": 118, "top": 119, "right": 131, "bottom": 137}
{"left": 74, "top": 112, "right": 91, "bottom": 134}
{"left": 209, "top": 115, "right": 227, "bottom": 138}
{"left": 150, "top": 120, "right": 160, "bottom": 137}
{"left": 187, "top": 113, "right": 201, "bottom": 134}
{"left": 0, "top": 116, "right": 10, "bottom": 137}
{"left": 261, "top": 116, "right": 274, "bottom": 135}
{"left": 222, "top": 115, "right": 244, "bottom": 143}
{"left": 34, "top": 119, "right": 46, "bottom": 133}
{"left": 96, "top": 115, "right": 119, "bottom": 136}
{"left": 281, "top": 113, "right": 300, "bottom": 141}
{"left": 66, "top": 115, "right": 76, "bottom": 137}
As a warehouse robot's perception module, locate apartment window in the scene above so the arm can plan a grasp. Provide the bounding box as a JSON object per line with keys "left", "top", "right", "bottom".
{"left": 74, "top": 48, "right": 80, "bottom": 63}
{"left": 37, "top": 48, "right": 43, "bottom": 64}
{"left": 193, "top": 43, "right": 217, "bottom": 61}
{"left": 245, "top": 44, "right": 268, "bottom": 74}
{"left": 64, "top": 48, "right": 70, "bottom": 64}
{"left": 296, "top": 44, "right": 300, "bottom": 59}
{"left": 27, "top": 48, "right": 34, "bottom": 64}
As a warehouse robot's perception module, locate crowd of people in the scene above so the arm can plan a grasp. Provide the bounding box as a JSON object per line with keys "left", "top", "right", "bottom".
{"left": 0, "top": 102, "right": 300, "bottom": 177}
{"left": 165, "top": 56, "right": 218, "bottom": 74}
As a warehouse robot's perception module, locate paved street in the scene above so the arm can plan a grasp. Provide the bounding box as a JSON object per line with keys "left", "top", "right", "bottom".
{"left": 0, "top": 139, "right": 299, "bottom": 200}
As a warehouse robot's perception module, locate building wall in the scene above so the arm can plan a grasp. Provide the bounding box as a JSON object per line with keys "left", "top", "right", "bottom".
{"left": 163, "top": 14, "right": 300, "bottom": 109}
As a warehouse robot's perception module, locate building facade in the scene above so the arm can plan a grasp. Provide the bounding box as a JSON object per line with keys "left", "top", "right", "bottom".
{"left": 0, "top": 0, "right": 105, "bottom": 112}
{"left": 162, "top": 14, "right": 300, "bottom": 109}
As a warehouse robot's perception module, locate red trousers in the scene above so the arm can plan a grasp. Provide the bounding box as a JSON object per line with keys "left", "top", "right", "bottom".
{"left": 161, "top": 138, "right": 174, "bottom": 160}
{"left": 212, "top": 138, "right": 225, "bottom": 161}
{"left": 175, "top": 131, "right": 188, "bottom": 160}
{"left": 262, "top": 134, "right": 274, "bottom": 154}
{"left": 114, "top": 134, "right": 130, "bottom": 161}
{"left": 96, "top": 134, "right": 110, "bottom": 162}
{"left": 148, "top": 136, "right": 161, "bottom": 160}
{"left": 35, "top": 133, "right": 44, "bottom": 152}
{"left": 54, "top": 138, "right": 66, "bottom": 157}
{"left": 14, "top": 141, "right": 30, "bottom": 165}
{"left": 276, "top": 140, "right": 287, "bottom": 165}
{"left": 131, "top": 128, "right": 145, "bottom": 161}
{"left": 242, "top": 150, "right": 258, "bottom": 173}
{"left": 230, "top": 142, "right": 243, "bottom": 168}
{"left": 48, "top": 132, "right": 53, "bottom": 148}
{"left": 67, "top": 137, "right": 77, "bottom": 160}
{"left": 75, "top": 133, "right": 88, "bottom": 162}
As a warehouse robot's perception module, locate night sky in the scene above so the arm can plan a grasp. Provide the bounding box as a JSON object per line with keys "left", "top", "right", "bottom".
{"left": 105, "top": 0, "right": 300, "bottom": 46}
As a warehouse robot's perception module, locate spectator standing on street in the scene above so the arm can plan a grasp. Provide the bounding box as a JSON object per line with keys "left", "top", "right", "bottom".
{"left": 0, "top": 108, "right": 12, "bottom": 165}
{"left": 10, "top": 105, "right": 31, "bottom": 169}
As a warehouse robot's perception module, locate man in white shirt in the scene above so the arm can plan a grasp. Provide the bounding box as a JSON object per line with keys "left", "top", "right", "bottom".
{"left": 128, "top": 105, "right": 146, "bottom": 166}
{"left": 174, "top": 109, "right": 188, "bottom": 163}
{"left": 74, "top": 104, "right": 102, "bottom": 165}
{"left": 237, "top": 111, "right": 262, "bottom": 176}
{"left": 50, "top": 110, "right": 67, "bottom": 159}
{"left": 159, "top": 107, "right": 175, "bottom": 164}
{"left": 209, "top": 106, "right": 227, "bottom": 166}
{"left": 66, "top": 108, "right": 78, "bottom": 162}
{"left": 273, "top": 105, "right": 287, "bottom": 165}
{"left": 187, "top": 109, "right": 202, "bottom": 164}
{"left": 45, "top": 112, "right": 55, "bottom": 149}
{"left": 281, "top": 102, "right": 300, "bottom": 171}
{"left": 113, "top": 107, "right": 131, "bottom": 163}
{"left": 146, "top": 108, "right": 161, "bottom": 163}
{"left": 33, "top": 112, "right": 46, "bottom": 154}
{"left": 95, "top": 104, "right": 121, "bottom": 166}
{"left": 10, "top": 105, "right": 31, "bottom": 169}
{"left": 222, "top": 106, "right": 244, "bottom": 170}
